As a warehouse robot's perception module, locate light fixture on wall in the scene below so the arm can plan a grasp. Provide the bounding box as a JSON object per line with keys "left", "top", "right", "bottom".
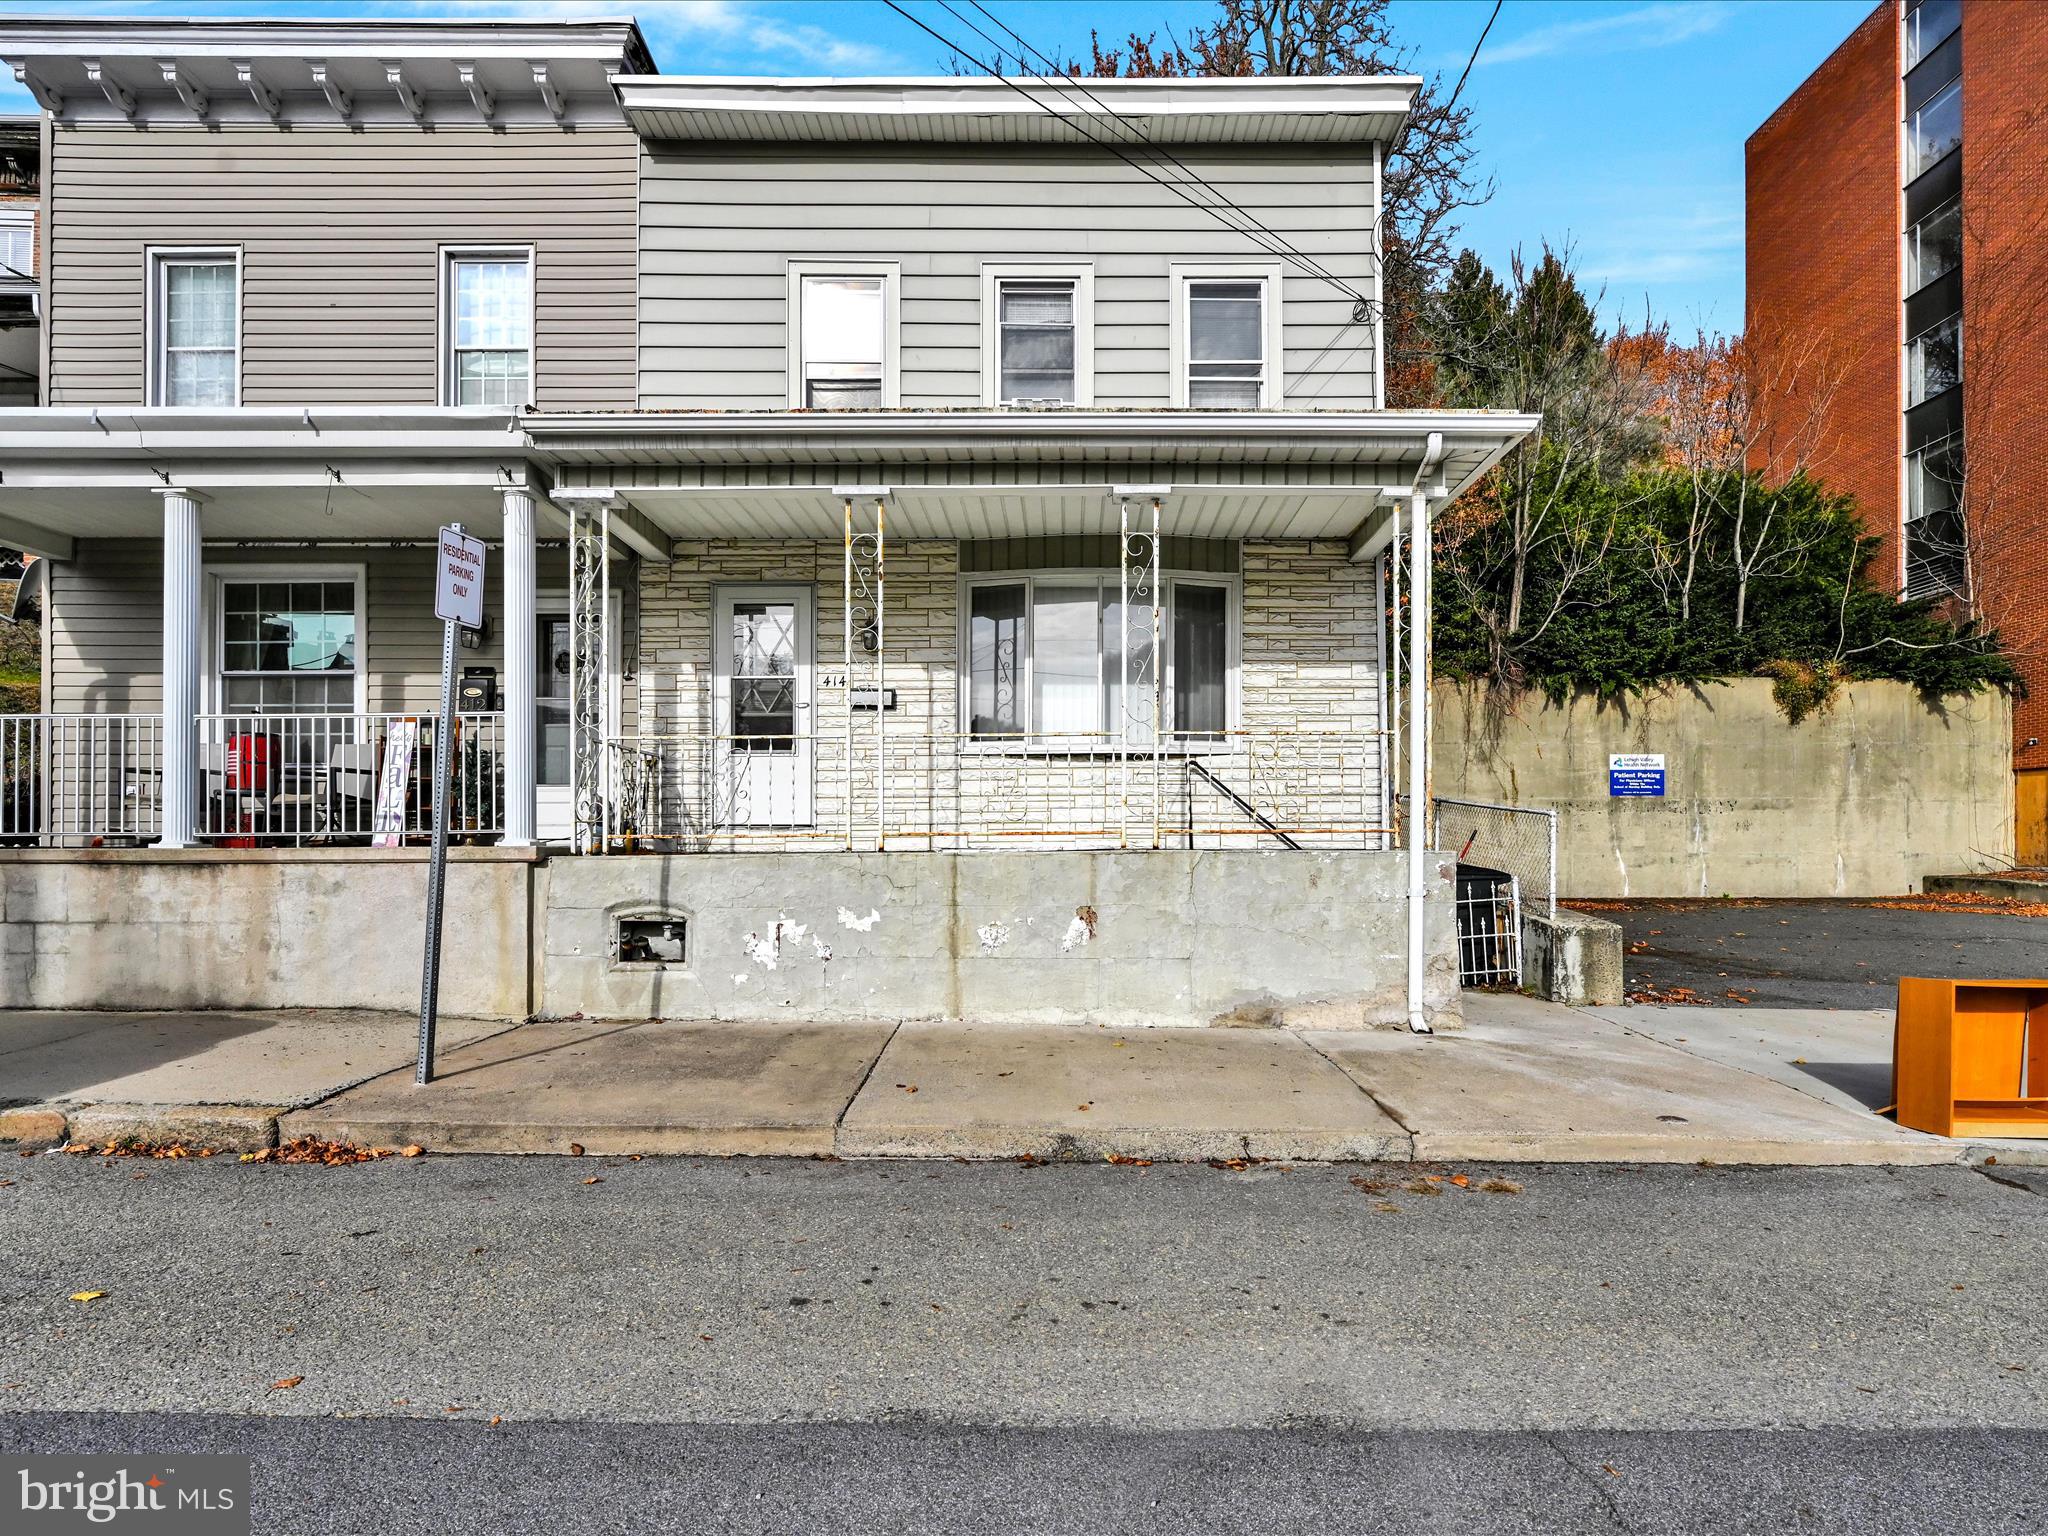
{"left": 459, "top": 616, "right": 491, "bottom": 650}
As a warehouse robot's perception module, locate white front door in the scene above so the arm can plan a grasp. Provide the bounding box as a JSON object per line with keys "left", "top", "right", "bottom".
{"left": 712, "top": 586, "right": 814, "bottom": 826}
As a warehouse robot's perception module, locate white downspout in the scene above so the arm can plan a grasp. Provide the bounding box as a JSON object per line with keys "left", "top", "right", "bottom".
{"left": 1406, "top": 431, "right": 1444, "bottom": 1034}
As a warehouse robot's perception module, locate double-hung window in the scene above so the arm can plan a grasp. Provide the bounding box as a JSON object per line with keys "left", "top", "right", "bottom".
{"left": 444, "top": 249, "right": 533, "bottom": 407}
{"left": 218, "top": 576, "right": 361, "bottom": 715}
{"left": 1175, "top": 267, "right": 1280, "bottom": 409}
{"left": 149, "top": 249, "right": 239, "bottom": 406}
{"left": 0, "top": 210, "right": 32, "bottom": 278}
{"left": 982, "top": 266, "right": 1093, "bottom": 405}
{"left": 965, "top": 574, "right": 1233, "bottom": 743}
{"left": 793, "top": 267, "right": 897, "bottom": 409}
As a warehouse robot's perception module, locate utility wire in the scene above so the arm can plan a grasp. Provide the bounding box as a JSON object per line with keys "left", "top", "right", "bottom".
{"left": 1445, "top": 0, "right": 1501, "bottom": 111}
{"left": 952, "top": 0, "right": 1375, "bottom": 309}
{"left": 884, "top": 0, "right": 1374, "bottom": 314}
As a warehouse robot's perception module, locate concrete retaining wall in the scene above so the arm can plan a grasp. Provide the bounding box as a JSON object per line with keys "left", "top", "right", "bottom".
{"left": 1436, "top": 678, "right": 2014, "bottom": 898}
{"left": 0, "top": 849, "right": 537, "bottom": 1018}
{"left": 539, "top": 849, "right": 1461, "bottom": 1029}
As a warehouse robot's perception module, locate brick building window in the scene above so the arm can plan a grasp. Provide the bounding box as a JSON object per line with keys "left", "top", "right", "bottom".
{"left": 1904, "top": 437, "right": 1967, "bottom": 600}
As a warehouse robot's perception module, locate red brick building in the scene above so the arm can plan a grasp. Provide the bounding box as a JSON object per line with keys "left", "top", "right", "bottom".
{"left": 1747, "top": 0, "right": 2048, "bottom": 862}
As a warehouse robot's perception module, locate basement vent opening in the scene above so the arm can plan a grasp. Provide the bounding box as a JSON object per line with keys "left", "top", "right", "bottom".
{"left": 616, "top": 915, "right": 687, "bottom": 968}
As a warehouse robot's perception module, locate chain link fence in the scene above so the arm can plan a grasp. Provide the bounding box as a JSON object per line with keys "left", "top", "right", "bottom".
{"left": 1431, "top": 796, "right": 1558, "bottom": 920}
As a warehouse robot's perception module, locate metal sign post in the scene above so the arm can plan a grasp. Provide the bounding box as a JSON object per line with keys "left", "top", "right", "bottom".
{"left": 418, "top": 523, "right": 486, "bottom": 1086}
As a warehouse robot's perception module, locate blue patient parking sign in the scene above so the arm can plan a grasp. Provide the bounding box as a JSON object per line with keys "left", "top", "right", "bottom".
{"left": 1609, "top": 752, "right": 1666, "bottom": 797}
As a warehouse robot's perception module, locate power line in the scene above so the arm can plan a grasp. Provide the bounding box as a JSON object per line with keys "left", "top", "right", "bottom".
{"left": 883, "top": 0, "right": 1374, "bottom": 314}
{"left": 1445, "top": 0, "right": 1502, "bottom": 112}
{"left": 952, "top": 0, "right": 1374, "bottom": 307}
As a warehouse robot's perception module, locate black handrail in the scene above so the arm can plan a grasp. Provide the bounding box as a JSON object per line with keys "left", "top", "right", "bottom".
{"left": 1186, "top": 758, "right": 1301, "bottom": 850}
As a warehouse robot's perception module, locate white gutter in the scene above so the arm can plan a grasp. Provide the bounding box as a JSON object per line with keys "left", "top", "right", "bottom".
{"left": 1406, "top": 429, "right": 1445, "bottom": 1035}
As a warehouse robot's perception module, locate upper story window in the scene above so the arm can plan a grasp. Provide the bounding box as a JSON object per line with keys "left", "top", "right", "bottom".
{"left": 1905, "top": 0, "right": 1960, "bottom": 68}
{"left": 964, "top": 572, "right": 1234, "bottom": 743}
{"left": 1906, "top": 78, "right": 1961, "bottom": 180}
{"left": 1908, "top": 312, "right": 1961, "bottom": 404}
{"left": 0, "top": 210, "right": 32, "bottom": 277}
{"left": 148, "top": 248, "right": 239, "bottom": 407}
{"left": 1173, "top": 266, "right": 1281, "bottom": 409}
{"left": 981, "top": 265, "right": 1093, "bottom": 406}
{"left": 790, "top": 264, "right": 898, "bottom": 409}
{"left": 1907, "top": 196, "right": 1962, "bottom": 292}
{"left": 443, "top": 249, "right": 533, "bottom": 407}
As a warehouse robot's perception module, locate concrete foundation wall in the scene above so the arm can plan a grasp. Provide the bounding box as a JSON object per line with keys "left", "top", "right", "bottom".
{"left": 540, "top": 849, "right": 1460, "bottom": 1029}
{"left": 1436, "top": 679, "right": 2015, "bottom": 898}
{"left": 0, "top": 850, "right": 536, "bottom": 1018}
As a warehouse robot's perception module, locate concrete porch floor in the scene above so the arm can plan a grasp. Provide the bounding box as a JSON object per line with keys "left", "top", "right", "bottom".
{"left": 4, "top": 996, "right": 2035, "bottom": 1165}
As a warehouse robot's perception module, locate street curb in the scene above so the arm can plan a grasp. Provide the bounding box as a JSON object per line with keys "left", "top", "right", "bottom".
{"left": 0, "top": 1104, "right": 69, "bottom": 1146}
{"left": 832, "top": 1124, "right": 1416, "bottom": 1163}
{"left": 63, "top": 1104, "right": 282, "bottom": 1153}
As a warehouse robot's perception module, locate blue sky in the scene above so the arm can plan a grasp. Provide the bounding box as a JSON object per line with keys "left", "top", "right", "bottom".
{"left": 0, "top": 0, "right": 1874, "bottom": 332}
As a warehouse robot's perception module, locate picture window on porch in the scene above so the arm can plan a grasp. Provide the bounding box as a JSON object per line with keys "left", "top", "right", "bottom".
{"left": 219, "top": 579, "right": 359, "bottom": 714}
{"left": 965, "top": 575, "right": 1233, "bottom": 743}
{"left": 443, "top": 248, "right": 533, "bottom": 407}
{"left": 148, "top": 248, "right": 239, "bottom": 407}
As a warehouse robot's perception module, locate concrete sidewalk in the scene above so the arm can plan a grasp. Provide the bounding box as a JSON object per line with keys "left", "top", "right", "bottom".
{"left": 3, "top": 996, "right": 2030, "bottom": 1165}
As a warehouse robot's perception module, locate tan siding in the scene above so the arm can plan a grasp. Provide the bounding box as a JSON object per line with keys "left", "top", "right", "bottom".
{"left": 49, "top": 539, "right": 568, "bottom": 715}
{"left": 638, "top": 143, "right": 1377, "bottom": 411}
{"left": 47, "top": 127, "right": 638, "bottom": 409}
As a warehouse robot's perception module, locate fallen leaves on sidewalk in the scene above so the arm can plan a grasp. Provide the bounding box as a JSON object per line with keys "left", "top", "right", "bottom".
{"left": 1870, "top": 891, "right": 2048, "bottom": 918}
{"left": 1104, "top": 1154, "right": 1153, "bottom": 1167}
{"left": 1480, "top": 1178, "right": 1523, "bottom": 1195}
{"left": 581, "top": 1176, "right": 603, "bottom": 1185}
{"left": 269, "top": 1376, "right": 303, "bottom": 1391}
{"left": 66, "top": 1141, "right": 220, "bottom": 1160}
{"left": 1625, "top": 983, "right": 1712, "bottom": 1006}
{"left": 68, "top": 1290, "right": 105, "bottom": 1304}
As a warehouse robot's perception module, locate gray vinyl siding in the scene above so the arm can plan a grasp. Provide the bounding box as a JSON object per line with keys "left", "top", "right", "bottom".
{"left": 45, "top": 126, "right": 638, "bottom": 410}
{"left": 48, "top": 541, "right": 568, "bottom": 715}
{"left": 637, "top": 143, "right": 1377, "bottom": 411}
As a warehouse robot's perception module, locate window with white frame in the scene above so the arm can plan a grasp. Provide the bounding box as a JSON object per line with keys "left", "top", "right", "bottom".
{"left": 444, "top": 249, "right": 532, "bottom": 407}
{"left": 218, "top": 577, "right": 360, "bottom": 714}
{"left": 982, "top": 267, "right": 1092, "bottom": 405}
{"left": 1908, "top": 312, "right": 1960, "bottom": 404}
{"left": 149, "top": 249, "right": 238, "bottom": 406}
{"left": 1181, "top": 275, "right": 1274, "bottom": 408}
{"left": 797, "top": 273, "right": 887, "bottom": 409}
{"left": 964, "top": 574, "right": 1232, "bottom": 742}
{"left": 0, "top": 210, "right": 32, "bottom": 277}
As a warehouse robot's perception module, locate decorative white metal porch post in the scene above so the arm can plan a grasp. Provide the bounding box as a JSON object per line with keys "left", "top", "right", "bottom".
{"left": 841, "top": 493, "right": 886, "bottom": 852}
{"left": 156, "top": 487, "right": 205, "bottom": 849}
{"left": 1117, "top": 494, "right": 1163, "bottom": 849}
{"left": 499, "top": 485, "right": 538, "bottom": 847}
{"left": 564, "top": 495, "right": 611, "bottom": 855}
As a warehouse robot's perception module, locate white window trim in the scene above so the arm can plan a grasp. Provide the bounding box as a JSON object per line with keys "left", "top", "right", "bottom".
{"left": 955, "top": 568, "right": 1241, "bottom": 753}
{"left": 979, "top": 262, "right": 1095, "bottom": 407}
{"left": 144, "top": 245, "right": 242, "bottom": 408}
{"left": 787, "top": 260, "right": 902, "bottom": 409}
{"left": 202, "top": 562, "right": 370, "bottom": 717}
{"left": 1169, "top": 261, "right": 1284, "bottom": 410}
{"left": 0, "top": 207, "right": 34, "bottom": 277}
{"left": 437, "top": 244, "right": 537, "bottom": 409}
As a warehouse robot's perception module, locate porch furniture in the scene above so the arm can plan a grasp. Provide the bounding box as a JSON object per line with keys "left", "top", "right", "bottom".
{"left": 1894, "top": 977, "right": 2048, "bottom": 1138}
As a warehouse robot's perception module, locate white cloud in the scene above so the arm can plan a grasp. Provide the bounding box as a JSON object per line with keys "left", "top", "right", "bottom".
{"left": 1482, "top": 2, "right": 1733, "bottom": 67}
{"left": 637, "top": 0, "right": 902, "bottom": 73}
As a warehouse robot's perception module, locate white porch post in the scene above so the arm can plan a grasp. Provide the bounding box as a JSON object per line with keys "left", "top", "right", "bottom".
{"left": 1405, "top": 430, "right": 1444, "bottom": 1035}
{"left": 156, "top": 487, "right": 205, "bottom": 849}
{"left": 500, "top": 485, "right": 538, "bottom": 847}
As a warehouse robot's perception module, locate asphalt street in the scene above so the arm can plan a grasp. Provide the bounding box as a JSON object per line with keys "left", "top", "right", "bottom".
{"left": 1570, "top": 897, "right": 2048, "bottom": 1009}
{"left": 4, "top": 1154, "right": 2046, "bottom": 1532}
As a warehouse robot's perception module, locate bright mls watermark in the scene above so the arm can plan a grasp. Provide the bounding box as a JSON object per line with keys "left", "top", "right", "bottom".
{"left": 5, "top": 1456, "right": 249, "bottom": 1534}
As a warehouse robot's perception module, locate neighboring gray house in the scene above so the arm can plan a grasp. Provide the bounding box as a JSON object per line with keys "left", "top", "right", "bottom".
{"left": 0, "top": 16, "right": 1534, "bottom": 1031}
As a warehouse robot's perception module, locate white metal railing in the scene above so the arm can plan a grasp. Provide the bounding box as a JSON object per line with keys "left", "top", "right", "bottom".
{"left": 601, "top": 728, "right": 1388, "bottom": 853}
{"left": 0, "top": 713, "right": 164, "bottom": 845}
{"left": 194, "top": 712, "right": 504, "bottom": 846}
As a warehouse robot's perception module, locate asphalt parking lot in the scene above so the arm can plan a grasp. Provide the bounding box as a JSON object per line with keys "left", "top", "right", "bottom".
{"left": 1565, "top": 894, "right": 2048, "bottom": 1010}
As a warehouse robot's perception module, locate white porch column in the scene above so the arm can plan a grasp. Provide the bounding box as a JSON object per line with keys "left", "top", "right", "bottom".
{"left": 499, "top": 485, "right": 538, "bottom": 847}
{"left": 157, "top": 487, "right": 205, "bottom": 849}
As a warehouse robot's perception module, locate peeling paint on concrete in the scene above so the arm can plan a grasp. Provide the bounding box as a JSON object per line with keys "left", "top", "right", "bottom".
{"left": 812, "top": 935, "right": 833, "bottom": 962}
{"left": 838, "top": 906, "right": 882, "bottom": 932}
{"left": 1059, "top": 907, "right": 1096, "bottom": 954}
{"left": 743, "top": 932, "right": 779, "bottom": 970}
{"left": 976, "top": 921, "right": 1010, "bottom": 954}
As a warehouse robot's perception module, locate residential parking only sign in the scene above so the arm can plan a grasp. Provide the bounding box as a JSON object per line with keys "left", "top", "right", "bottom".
{"left": 1609, "top": 752, "right": 1666, "bottom": 797}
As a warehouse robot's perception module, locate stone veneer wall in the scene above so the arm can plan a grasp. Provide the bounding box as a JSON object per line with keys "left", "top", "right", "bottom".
{"left": 627, "top": 539, "right": 1385, "bottom": 850}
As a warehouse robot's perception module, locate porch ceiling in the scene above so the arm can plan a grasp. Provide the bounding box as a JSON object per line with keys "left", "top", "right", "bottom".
{"left": 618, "top": 485, "right": 1375, "bottom": 542}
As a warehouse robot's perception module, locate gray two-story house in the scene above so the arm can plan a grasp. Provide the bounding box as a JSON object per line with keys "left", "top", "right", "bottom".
{"left": 0, "top": 15, "right": 1533, "bottom": 1031}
